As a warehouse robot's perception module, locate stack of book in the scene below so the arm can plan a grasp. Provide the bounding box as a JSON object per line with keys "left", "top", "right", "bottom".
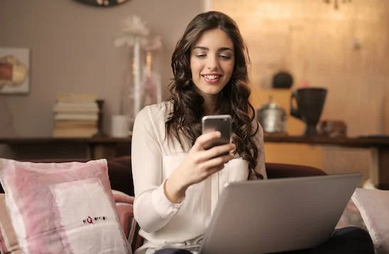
{"left": 52, "top": 94, "right": 99, "bottom": 138}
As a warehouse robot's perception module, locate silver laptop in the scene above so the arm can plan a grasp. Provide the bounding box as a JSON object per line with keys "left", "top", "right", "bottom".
{"left": 199, "top": 173, "right": 361, "bottom": 254}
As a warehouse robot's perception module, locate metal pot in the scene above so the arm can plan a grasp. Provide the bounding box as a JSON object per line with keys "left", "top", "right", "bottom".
{"left": 257, "top": 97, "right": 286, "bottom": 133}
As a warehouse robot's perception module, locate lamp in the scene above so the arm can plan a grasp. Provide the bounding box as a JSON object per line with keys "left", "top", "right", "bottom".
{"left": 323, "top": 0, "right": 352, "bottom": 10}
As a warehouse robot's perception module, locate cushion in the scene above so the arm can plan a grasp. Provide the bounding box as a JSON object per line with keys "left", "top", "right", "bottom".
{"left": 107, "top": 157, "right": 134, "bottom": 196}
{"left": 111, "top": 190, "right": 143, "bottom": 251}
{"left": 0, "top": 191, "right": 136, "bottom": 254}
{"left": 0, "top": 158, "right": 132, "bottom": 254}
{"left": 0, "top": 194, "right": 20, "bottom": 254}
{"left": 352, "top": 188, "right": 389, "bottom": 254}
{"left": 112, "top": 190, "right": 134, "bottom": 238}
{"left": 336, "top": 198, "right": 366, "bottom": 230}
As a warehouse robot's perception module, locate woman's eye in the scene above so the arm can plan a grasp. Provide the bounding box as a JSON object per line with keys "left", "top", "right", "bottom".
{"left": 219, "top": 55, "right": 231, "bottom": 60}
{"left": 196, "top": 54, "right": 206, "bottom": 58}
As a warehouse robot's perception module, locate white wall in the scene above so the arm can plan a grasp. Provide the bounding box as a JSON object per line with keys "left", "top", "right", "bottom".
{"left": 0, "top": 0, "right": 203, "bottom": 139}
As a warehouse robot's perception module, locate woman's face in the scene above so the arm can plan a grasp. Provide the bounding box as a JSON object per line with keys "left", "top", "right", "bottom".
{"left": 190, "top": 28, "right": 235, "bottom": 100}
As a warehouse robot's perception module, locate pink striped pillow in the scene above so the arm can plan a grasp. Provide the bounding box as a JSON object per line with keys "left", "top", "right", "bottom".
{"left": 0, "top": 158, "right": 132, "bottom": 254}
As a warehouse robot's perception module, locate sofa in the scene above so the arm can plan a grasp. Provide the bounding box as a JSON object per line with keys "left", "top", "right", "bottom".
{"left": 0, "top": 156, "right": 352, "bottom": 254}
{"left": 0, "top": 156, "right": 325, "bottom": 196}
{"left": 2, "top": 156, "right": 388, "bottom": 253}
{"left": 85, "top": 158, "right": 389, "bottom": 254}
{"left": 0, "top": 156, "right": 326, "bottom": 253}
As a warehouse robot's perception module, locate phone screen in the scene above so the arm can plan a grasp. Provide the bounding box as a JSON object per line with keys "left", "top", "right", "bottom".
{"left": 202, "top": 115, "right": 232, "bottom": 150}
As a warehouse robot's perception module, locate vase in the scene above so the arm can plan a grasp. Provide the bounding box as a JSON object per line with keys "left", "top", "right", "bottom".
{"left": 290, "top": 88, "right": 327, "bottom": 136}
{"left": 120, "top": 37, "right": 162, "bottom": 134}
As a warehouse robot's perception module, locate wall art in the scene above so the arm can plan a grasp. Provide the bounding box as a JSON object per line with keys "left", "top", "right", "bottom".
{"left": 0, "top": 47, "right": 30, "bottom": 95}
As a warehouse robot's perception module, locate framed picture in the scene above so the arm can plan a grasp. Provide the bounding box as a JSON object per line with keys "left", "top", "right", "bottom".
{"left": 0, "top": 47, "right": 30, "bottom": 95}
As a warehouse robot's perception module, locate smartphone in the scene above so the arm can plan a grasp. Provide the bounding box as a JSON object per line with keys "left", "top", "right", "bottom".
{"left": 202, "top": 115, "right": 232, "bottom": 150}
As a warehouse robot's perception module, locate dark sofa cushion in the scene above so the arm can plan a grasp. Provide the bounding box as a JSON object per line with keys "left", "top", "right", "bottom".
{"left": 266, "top": 162, "right": 326, "bottom": 179}
{"left": 107, "top": 156, "right": 134, "bottom": 196}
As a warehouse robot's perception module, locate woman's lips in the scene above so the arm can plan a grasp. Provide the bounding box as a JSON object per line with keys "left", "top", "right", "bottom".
{"left": 202, "top": 74, "right": 222, "bottom": 83}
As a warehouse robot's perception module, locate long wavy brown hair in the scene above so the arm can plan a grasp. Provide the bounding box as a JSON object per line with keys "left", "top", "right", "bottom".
{"left": 166, "top": 11, "right": 260, "bottom": 171}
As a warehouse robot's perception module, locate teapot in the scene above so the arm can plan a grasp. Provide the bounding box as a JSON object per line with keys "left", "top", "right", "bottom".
{"left": 257, "top": 97, "right": 286, "bottom": 133}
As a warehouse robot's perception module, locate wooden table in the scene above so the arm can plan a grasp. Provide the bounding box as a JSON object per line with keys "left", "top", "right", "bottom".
{"left": 264, "top": 135, "right": 389, "bottom": 189}
{"left": 1, "top": 135, "right": 389, "bottom": 189}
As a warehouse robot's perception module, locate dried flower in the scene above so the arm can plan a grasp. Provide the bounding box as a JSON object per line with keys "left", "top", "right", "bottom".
{"left": 114, "top": 15, "right": 150, "bottom": 47}
{"left": 143, "top": 35, "right": 162, "bottom": 51}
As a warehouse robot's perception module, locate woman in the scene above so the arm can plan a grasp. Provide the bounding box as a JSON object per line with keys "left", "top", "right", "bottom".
{"left": 131, "top": 11, "right": 374, "bottom": 254}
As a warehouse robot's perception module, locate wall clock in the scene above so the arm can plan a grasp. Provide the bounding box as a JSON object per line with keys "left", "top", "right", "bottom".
{"left": 73, "top": 0, "right": 130, "bottom": 7}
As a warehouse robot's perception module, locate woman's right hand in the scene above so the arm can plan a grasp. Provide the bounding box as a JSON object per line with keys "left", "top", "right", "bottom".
{"left": 164, "top": 131, "right": 236, "bottom": 203}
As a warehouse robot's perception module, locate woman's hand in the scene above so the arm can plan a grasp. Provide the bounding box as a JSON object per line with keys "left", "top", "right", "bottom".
{"left": 164, "top": 131, "right": 235, "bottom": 203}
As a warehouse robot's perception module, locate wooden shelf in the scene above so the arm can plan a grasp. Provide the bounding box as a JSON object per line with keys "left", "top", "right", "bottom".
{"left": 264, "top": 134, "right": 389, "bottom": 148}
{"left": 264, "top": 134, "right": 389, "bottom": 190}
{"left": 1, "top": 135, "right": 389, "bottom": 189}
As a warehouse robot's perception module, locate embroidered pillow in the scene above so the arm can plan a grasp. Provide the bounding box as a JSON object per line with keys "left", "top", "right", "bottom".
{"left": 0, "top": 192, "right": 136, "bottom": 254}
{"left": 0, "top": 158, "right": 131, "bottom": 254}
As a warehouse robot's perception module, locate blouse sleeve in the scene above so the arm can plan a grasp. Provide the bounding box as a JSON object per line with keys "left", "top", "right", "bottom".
{"left": 131, "top": 106, "right": 182, "bottom": 233}
{"left": 252, "top": 121, "right": 267, "bottom": 180}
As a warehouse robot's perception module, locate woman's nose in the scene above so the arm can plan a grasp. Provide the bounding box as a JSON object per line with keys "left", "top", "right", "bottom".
{"left": 206, "top": 55, "right": 219, "bottom": 70}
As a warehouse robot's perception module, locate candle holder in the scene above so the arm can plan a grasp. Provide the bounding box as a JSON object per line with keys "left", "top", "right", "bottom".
{"left": 93, "top": 99, "right": 108, "bottom": 138}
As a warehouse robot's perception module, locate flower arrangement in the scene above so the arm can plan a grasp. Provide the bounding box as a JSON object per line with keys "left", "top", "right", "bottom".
{"left": 114, "top": 15, "right": 150, "bottom": 48}
{"left": 114, "top": 15, "right": 162, "bottom": 130}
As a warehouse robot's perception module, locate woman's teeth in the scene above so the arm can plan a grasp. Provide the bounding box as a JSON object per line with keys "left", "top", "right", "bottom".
{"left": 203, "top": 75, "right": 220, "bottom": 81}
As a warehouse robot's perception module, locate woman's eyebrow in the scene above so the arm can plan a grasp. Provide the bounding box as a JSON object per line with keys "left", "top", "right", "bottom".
{"left": 192, "top": 46, "right": 233, "bottom": 52}
{"left": 193, "top": 46, "right": 209, "bottom": 51}
{"left": 219, "top": 47, "right": 234, "bottom": 52}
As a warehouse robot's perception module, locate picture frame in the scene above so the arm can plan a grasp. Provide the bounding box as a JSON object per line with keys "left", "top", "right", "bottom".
{"left": 73, "top": 0, "right": 131, "bottom": 7}
{"left": 0, "top": 47, "right": 30, "bottom": 95}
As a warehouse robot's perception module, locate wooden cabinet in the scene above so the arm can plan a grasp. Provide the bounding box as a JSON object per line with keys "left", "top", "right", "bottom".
{"left": 0, "top": 137, "right": 131, "bottom": 160}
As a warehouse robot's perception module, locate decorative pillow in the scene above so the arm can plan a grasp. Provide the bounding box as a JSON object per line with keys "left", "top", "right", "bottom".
{"left": 0, "top": 158, "right": 132, "bottom": 254}
{"left": 111, "top": 190, "right": 143, "bottom": 251}
{"left": 112, "top": 190, "right": 134, "bottom": 238}
{"left": 335, "top": 198, "right": 366, "bottom": 230}
{"left": 352, "top": 188, "right": 389, "bottom": 254}
{"left": 0, "top": 194, "right": 20, "bottom": 254}
{"left": 0, "top": 191, "right": 136, "bottom": 254}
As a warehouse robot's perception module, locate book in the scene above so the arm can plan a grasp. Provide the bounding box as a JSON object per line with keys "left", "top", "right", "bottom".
{"left": 54, "top": 113, "right": 98, "bottom": 121}
{"left": 56, "top": 93, "right": 98, "bottom": 103}
{"left": 53, "top": 102, "right": 99, "bottom": 114}
{"left": 52, "top": 94, "right": 102, "bottom": 137}
{"left": 54, "top": 120, "right": 97, "bottom": 129}
{"left": 54, "top": 101, "right": 98, "bottom": 108}
{"left": 52, "top": 127, "right": 98, "bottom": 138}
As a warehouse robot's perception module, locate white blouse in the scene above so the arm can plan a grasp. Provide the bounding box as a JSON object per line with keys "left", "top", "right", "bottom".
{"left": 131, "top": 102, "right": 266, "bottom": 254}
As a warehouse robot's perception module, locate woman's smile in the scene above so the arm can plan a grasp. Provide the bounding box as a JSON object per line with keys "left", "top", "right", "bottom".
{"left": 202, "top": 73, "right": 222, "bottom": 83}
{"left": 190, "top": 28, "right": 235, "bottom": 100}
